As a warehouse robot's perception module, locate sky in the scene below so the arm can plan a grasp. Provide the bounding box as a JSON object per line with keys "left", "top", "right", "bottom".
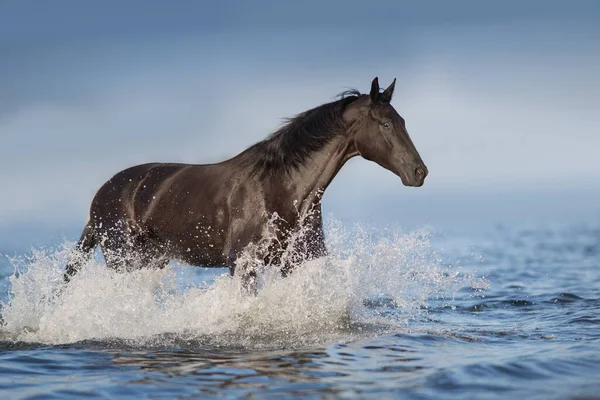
{"left": 1, "top": 1, "right": 599, "bottom": 250}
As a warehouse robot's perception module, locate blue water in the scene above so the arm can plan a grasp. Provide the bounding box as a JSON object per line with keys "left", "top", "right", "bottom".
{"left": 1, "top": 220, "right": 599, "bottom": 399}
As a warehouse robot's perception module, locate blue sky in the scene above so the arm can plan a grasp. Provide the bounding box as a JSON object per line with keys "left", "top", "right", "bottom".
{"left": 1, "top": 1, "right": 599, "bottom": 249}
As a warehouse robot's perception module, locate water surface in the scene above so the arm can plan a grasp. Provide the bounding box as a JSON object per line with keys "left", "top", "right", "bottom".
{"left": 1, "top": 221, "right": 599, "bottom": 399}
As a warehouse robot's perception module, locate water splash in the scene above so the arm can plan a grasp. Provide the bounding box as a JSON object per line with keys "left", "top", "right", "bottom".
{"left": 0, "top": 222, "right": 485, "bottom": 348}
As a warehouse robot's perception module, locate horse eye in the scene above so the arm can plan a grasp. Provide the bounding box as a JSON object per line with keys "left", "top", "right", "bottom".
{"left": 381, "top": 122, "right": 391, "bottom": 129}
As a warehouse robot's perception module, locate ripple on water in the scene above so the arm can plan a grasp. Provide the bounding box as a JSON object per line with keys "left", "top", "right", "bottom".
{"left": 1, "top": 222, "right": 599, "bottom": 399}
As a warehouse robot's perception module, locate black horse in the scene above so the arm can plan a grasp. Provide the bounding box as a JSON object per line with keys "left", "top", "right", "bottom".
{"left": 64, "top": 77, "right": 428, "bottom": 287}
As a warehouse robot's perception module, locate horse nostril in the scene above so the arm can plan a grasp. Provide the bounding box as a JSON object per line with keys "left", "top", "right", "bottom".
{"left": 415, "top": 167, "right": 424, "bottom": 177}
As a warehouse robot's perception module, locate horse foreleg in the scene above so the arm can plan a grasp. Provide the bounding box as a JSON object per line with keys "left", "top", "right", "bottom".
{"left": 227, "top": 248, "right": 258, "bottom": 295}
{"left": 280, "top": 227, "right": 327, "bottom": 277}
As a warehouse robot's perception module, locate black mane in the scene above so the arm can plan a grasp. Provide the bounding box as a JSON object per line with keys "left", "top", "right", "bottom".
{"left": 243, "top": 90, "right": 362, "bottom": 175}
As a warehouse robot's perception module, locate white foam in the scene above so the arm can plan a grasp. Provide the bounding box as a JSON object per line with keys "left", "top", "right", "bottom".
{"left": 0, "top": 222, "right": 483, "bottom": 348}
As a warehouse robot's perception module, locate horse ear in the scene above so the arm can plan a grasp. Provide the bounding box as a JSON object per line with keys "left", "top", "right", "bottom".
{"left": 370, "top": 77, "right": 380, "bottom": 103}
{"left": 381, "top": 78, "right": 396, "bottom": 103}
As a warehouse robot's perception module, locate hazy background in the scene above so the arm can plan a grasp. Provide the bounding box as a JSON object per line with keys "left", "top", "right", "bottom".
{"left": 1, "top": 0, "right": 599, "bottom": 252}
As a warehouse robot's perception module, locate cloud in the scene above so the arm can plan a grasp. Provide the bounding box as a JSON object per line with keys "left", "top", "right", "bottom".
{"left": 1, "top": 20, "right": 599, "bottom": 230}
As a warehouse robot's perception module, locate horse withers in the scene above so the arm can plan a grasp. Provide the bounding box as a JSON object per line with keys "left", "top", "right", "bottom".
{"left": 64, "top": 77, "right": 428, "bottom": 290}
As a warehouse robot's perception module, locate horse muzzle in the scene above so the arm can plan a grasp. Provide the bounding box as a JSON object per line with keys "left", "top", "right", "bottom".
{"left": 399, "top": 164, "right": 428, "bottom": 187}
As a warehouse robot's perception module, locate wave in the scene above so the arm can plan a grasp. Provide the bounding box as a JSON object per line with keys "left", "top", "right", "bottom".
{"left": 0, "top": 222, "right": 484, "bottom": 348}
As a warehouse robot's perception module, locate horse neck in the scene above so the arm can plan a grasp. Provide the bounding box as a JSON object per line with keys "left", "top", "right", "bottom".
{"left": 285, "top": 134, "right": 357, "bottom": 217}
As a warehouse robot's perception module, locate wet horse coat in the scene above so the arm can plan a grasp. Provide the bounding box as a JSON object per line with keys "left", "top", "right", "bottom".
{"left": 64, "top": 77, "right": 428, "bottom": 285}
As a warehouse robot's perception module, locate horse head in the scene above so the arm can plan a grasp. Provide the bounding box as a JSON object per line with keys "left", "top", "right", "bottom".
{"left": 344, "top": 77, "right": 428, "bottom": 187}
